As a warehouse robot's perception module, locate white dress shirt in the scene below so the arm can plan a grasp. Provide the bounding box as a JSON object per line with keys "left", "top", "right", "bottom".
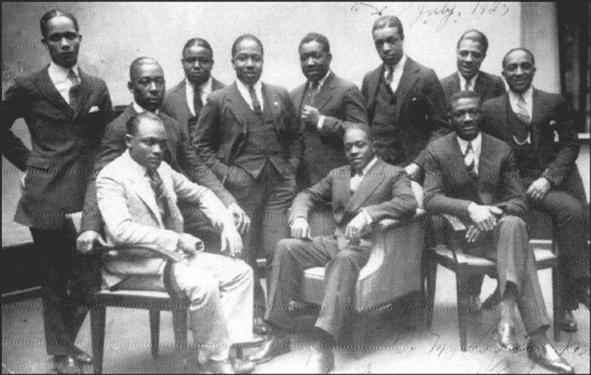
{"left": 47, "top": 61, "right": 80, "bottom": 105}
{"left": 458, "top": 72, "right": 479, "bottom": 92}
{"left": 308, "top": 70, "right": 331, "bottom": 129}
{"left": 456, "top": 133, "right": 482, "bottom": 174}
{"left": 133, "top": 101, "right": 159, "bottom": 115}
{"left": 236, "top": 79, "right": 264, "bottom": 112}
{"left": 185, "top": 77, "right": 213, "bottom": 116}
{"left": 351, "top": 156, "right": 379, "bottom": 225}
{"left": 508, "top": 86, "right": 534, "bottom": 120}
{"left": 384, "top": 54, "right": 407, "bottom": 93}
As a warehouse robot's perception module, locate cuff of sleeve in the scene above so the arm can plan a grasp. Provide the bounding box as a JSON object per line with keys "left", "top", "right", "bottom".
{"left": 317, "top": 115, "right": 326, "bottom": 130}
{"left": 360, "top": 209, "right": 373, "bottom": 224}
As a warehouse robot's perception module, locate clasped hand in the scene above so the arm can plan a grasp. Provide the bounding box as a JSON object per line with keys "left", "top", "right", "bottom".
{"left": 467, "top": 203, "right": 503, "bottom": 233}
{"left": 301, "top": 105, "right": 320, "bottom": 128}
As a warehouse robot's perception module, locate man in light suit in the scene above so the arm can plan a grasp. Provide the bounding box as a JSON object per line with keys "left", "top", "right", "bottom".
{"left": 77, "top": 57, "right": 249, "bottom": 255}
{"left": 290, "top": 32, "right": 367, "bottom": 189}
{"left": 481, "top": 48, "right": 589, "bottom": 332}
{"left": 161, "top": 38, "right": 226, "bottom": 134}
{"left": 1, "top": 10, "right": 112, "bottom": 373}
{"left": 440, "top": 30, "right": 506, "bottom": 106}
{"left": 96, "top": 112, "right": 255, "bottom": 374}
{"left": 424, "top": 90, "right": 573, "bottom": 374}
{"left": 193, "top": 34, "right": 303, "bottom": 329}
{"left": 362, "top": 15, "right": 449, "bottom": 181}
{"left": 248, "top": 124, "right": 417, "bottom": 373}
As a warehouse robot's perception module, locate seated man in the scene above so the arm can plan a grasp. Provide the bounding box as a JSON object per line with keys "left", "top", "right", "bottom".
{"left": 248, "top": 124, "right": 417, "bottom": 373}
{"left": 423, "top": 90, "right": 573, "bottom": 374}
{"left": 96, "top": 112, "right": 255, "bottom": 374}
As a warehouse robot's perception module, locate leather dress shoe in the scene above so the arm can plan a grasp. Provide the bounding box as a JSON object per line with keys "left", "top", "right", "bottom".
{"left": 466, "top": 296, "right": 482, "bottom": 313}
{"left": 54, "top": 355, "right": 82, "bottom": 374}
{"left": 71, "top": 347, "right": 93, "bottom": 365}
{"left": 495, "top": 323, "right": 519, "bottom": 351}
{"left": 576, "top": 284, "right": 590, "bottom": 310}
{"left": 303, "top": 346, "right": 335, "bottom": 374}
{"left": 253, "top": 318, "right": 270, "bottom": 336}
{"left": 200, "top": 359, "right": 236, "bottom": 374}
{"left": 527, "top": 341, "right": 574, "bottom": 374}
{"left": 556, "top": 310, "right": 578, "bottom": 333}
{"left": 247, "top": 335, "right": 291, "bottom": 364}
{"left": 481, "top": 286, "right": 501, "bottom": 310}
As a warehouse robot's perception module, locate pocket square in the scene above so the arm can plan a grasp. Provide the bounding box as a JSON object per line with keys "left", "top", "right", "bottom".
{"left": 89, "top": 106, "right": 100, "bottom": 113}
{"left": 549, "top": 120, "right": 557, "bottom": 126}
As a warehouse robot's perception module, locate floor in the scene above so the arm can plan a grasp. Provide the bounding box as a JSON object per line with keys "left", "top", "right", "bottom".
{"left": 2, "top": 267, "right": 589, "bottom": 374}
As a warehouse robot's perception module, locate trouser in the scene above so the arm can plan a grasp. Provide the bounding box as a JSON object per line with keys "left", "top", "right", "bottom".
{"left": 30, "top": 218, "right": 101, "bottom": 356}
{"left": 265, "top": 236, "right": 371, "bottom": 339}
{"left": 114, "top": 253, "right": 253, "bottom": 361}
{"left": 179, "top": 200, "right": 222, "bottom": 254}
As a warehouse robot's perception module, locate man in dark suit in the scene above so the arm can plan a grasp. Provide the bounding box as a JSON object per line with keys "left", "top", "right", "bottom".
{"left": 290, "top": 32, "right": 367, "bottom": 189}
{"left": 247, "top": 124, "right": 417, "bottom": 373}
{"left": 424, "top": 90, "right": 573, "bottom": 374}
{"left": 161, "top": 38, "right": 226, "bottom": 134}
{"left": 193, "top": 34, "right": 303, "bottom": 330}
{"left": 77, "top": 57, "right": 249, "bottom": 255}
{"left": 1, "top": 10, "right": 112, "bottom": 373}
{"left": 440, "top": 29, "right": 505, "bottom": 105}
{"left": 481, "top": 48, "right": 590, "bottom": 332}
{"left": 362, "top": 15, "right": 449, "bottom": 181}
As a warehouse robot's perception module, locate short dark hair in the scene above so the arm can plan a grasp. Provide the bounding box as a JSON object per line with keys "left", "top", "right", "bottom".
{"left": 502, "top": 47, "right": 536, "bottom": 68}
{"left": 126, "top": 112, "right": 162, "bottom": 136}
{"left": 344, "top": 123, "right": 374, "bottom": 142}
{"left": 448, "top": 90, "right": 482, "bottom": 112}
{"left": 457, "top": 29, "right": 489, "bottom": 54}
{"left": 40, "top": 9, "right": 79, "bottom": 39}
{"left": 299, "top": 32, "right": 330, "bottom": 54}
{"left": 129, "top": 57, "right": 160, "bottom": 79}
{"left": 231, "top": 34, "right": 264, "bottom": 58}
{"left": 183, "top": 38, "right": 213, "bottom": 56}
{"left": 372, "top": 15, "right": 404, "bottom": 39}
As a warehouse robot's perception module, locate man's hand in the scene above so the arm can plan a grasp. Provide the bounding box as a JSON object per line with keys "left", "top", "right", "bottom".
{"left": 77, "top": 230, "right": 107, "bottom": 254}
{"left": 404, "top": 163, "right": 421, "bottom": 181}
{"left": 301, "top": 105, "right": 320, "bottom": 128}
{"left": 220, "top": 227, "right": 243, "bottom": 258}
{"left": 467, "top": 203, "right": 503, "bottom": 232}
{"left": 527, "top": 177, "right": 551, "bottom": 202}
{"left": 345, "top": 212, "right": 369, "bottom": 246}
{"left": 177, "top": 233, "right": 200, "bottom": 260}
{"left": 228, "top": 202, "right": 250, "bottom": 234}
{"left": 465, "top": 224, "right": 482, "bottom": 243}
{"left": 291, "top": 217, "right": 311, "bottom": 240}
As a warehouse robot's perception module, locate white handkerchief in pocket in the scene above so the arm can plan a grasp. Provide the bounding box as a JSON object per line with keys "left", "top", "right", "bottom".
{"left": 89, "top": 106, "right": 100, "bottom": 113}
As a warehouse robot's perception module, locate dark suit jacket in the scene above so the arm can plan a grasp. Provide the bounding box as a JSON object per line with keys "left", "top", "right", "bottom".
{"left": 480, "top": 90, "right": 582, "bottom": 194}
{"left": 80, "top": 104, "right": 235, "bottom": 232}
{"left": 290, "top": 159, "right": 417, "bottom": 250}
{"left": 161, "top": 77, "right": 226, "bottom": 134}
{"left": 2, "top": 66, "right": 112, "bottom": 229}
{"left": 193, "top": 82, "right": 303, "bottom": 183}
{"left": 440, "top": 71, "right": 505, "bottom": 106}
{"left": 423, "top": 133, "right": 527, "bottom": 220}
{"left": 361, "top": 57, "right": 449, "bottom": 167}
{"left": 290, "top": 72, "right": 368, "bottom": 186}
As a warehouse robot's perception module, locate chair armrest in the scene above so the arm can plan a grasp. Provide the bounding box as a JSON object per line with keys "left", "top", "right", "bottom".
{"left": 375, "top": 209, "right": 427, "bottom": 232}
{"left": 96, "top": 244, "right": 185, "bottom": 263}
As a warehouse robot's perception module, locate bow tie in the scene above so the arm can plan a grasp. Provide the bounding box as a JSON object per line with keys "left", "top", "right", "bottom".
{"left": 351, "top": 169, "right": 363, "bottom": 177}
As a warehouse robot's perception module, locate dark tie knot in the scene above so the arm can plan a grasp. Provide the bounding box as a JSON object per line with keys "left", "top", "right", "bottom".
{"left": 147, "top": 169, "right": 164, "bottom": 197}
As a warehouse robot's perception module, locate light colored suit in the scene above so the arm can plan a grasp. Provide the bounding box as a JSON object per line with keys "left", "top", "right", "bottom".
{"left": 96, "top": 150, "right": 254, "bottom": 356}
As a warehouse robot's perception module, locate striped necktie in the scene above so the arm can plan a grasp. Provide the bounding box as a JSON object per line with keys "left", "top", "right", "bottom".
{"left": 193, "top": 85, "right": 203, "bottom": 116}
{"left": 248, "top": 84, "right": 262, "bottom": 115}
{"left": 464, "top": 141, "right": 477, "bottom": 177}
{"left": 516, "top": 94, "right": 531, "bottom": 124}
{"left": 67, "top": 69, "right": 80, "bottom": 109}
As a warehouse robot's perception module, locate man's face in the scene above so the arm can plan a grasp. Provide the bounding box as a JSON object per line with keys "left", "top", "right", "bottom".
{"left": 457, "top": 39, "right": 485, "bottom": 80}
{"left": 372, "top": 26, "right": 404, "bottom": 67}
{"left": 450, "top": 97, "right": 482, "bottom": 141}
{"left": 182, "top": 45, "right": 214, "bottom": 86}
{"left": 345, "top": 128, "right": 375, "bottom": 173}
{"left": 126, "top": 118, "right": 168, "bottom": 171}
{"left": 232, "top": 39, "right": 263, "bottom": 86}
{"left": 42, "top": 16, "right": 81, "bottom": 69}
{"left": 502, "top": 50, "right": 536, "bottom": 94}
{"left": 128, "top": 63, "right": 165, "bottom": 112}
{"left": 299, "top": 40, "right": 332, "bottom": 83}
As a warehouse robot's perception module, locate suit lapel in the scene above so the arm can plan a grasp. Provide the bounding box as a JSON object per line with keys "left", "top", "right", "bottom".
{"left": 395, "top": 58, "right": 419, "bottom": 118}
{"left": 451, "top": 73, "right": 461, "bottom": 93}
{"left": 262, "top": 83, "right": 282, "bottom": 127}
{"left": 73, "top": 69, "right": 93, "bottom": 119}
{"left": 333, "top": 166, "right": 352, "bottom": 222}
{"left": 122, "top": 159, "right": 163, "bottom": 226}
{"left": 367, "top": 65, "right": 383, "bottom": 119}
{"left": 530, "top": 89, "right": 547, "bottom": 149}
{"left": 32, "top": 66, "right": 74, "bottom": 117}
{"left": 292, "top": 84, "right": 306, "bottom": 118}
{"left": 227, "top": 83, "right": 253, "bottom": 128}
{"left": 312, "top": 72, "right": 335, "bottom": 111}
{"left": 345, "top": 159, "right": 384, "bottom": 213}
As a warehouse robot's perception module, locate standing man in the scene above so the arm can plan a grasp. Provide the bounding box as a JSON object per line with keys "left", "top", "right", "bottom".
{"left": 161, "top": 38, "right": 226, "bottom": 134}
{"left": 481, "top": 48, "right": 590, "bottom": 332}
{"left": 291, "top": 32, "right": 367, "bottom": 189}
{"left": 1, "top": 10, "right": 112, "bottom": 374}
{"left": 440, "top": 30, "right": 505, "bottom": 105}
{"left": 247, "top": 124, "right": 417, "bottom": 373}
{"left": 362, "top": 15, "right": 449, "bottom": 181}
{"left": 77, "top": 57, "right": 249, "bottom": 255}
{"left": 424, "top": 90, "right": 573, "bottom": 374}
{"left": 96, "top": 112, "right": 255, "bottom": 374}
{"left": 193, "top": 34, "right": 303, "bottom": 331}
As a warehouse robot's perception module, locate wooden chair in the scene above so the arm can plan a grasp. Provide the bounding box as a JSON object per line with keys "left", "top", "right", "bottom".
{"left": 299, "top": 181, "right": 427, "bottom": 347}
{"left": 424, "top": 213, "right": 560, "bottom": 352}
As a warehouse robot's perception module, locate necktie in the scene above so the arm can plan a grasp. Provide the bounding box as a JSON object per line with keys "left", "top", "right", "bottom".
{"left": 350, "top": 168, "right": 363, "bottom": 193}
{"left": 516, "top": 94, "right": 531, "bottom": 124}
{"left": 464, "top": 141, "right": 477, "bottom": 177}
{"left": 248, "top": 85, "right": 262, "bottom": 115}
{"left": 193, "top": 85, "right": 203, "bottom": 116}
{"left": 464, "top": 79, "right": 472, "bottom": 91}
{"left": 147, "top": 170, "right": 182, "bottom": 233}
{"left": 308, "top": 81, "right": 319, "bottom": 103}
{"left": 385, "top": 65, "right": 394, "bottom": 86}
{"left": 67, "top": 69, "right": 80, "bottom": 109}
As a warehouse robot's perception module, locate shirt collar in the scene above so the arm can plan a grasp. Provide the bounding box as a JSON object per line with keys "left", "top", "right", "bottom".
{"left": 509, "top": 86, "right": 534, "bottom": 103}
{"left": 386, "top": 54, "right": 407, "bottom": 75}
{"left": 48, "top": 61, "right": 79, "bottom": 83}
{"left": 186, "top": 76, "right": 213, "bottom": 95}
{"left": 308, "top": 70, "right": 331, "bottom": 90}
{"left": 354, "top": 156, "right": 379, "bottom": 176}
{"left": 456, "top": 133, "right": 482, "bottom": 155}
{"left": 458, "top": 71, "right": 479, "bottom": 90}
{"left": 133, "top": 101, "right": 159, "bottom": 115}
{"left": 236, "top": 78, "right": 262, "bottom": 93}
{"left": 121, "top": 149, "right": 153, "bottom": 177}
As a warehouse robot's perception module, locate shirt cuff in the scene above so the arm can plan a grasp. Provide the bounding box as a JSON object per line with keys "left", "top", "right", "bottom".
{"left": 317, "top": 115, "right": 326, "bottom": 130}
{"left": 360, "top": 209, "right": 373, "bottom": 224}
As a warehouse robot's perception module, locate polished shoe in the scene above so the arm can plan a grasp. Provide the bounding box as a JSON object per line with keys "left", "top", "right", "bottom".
{"left": 54, "top": 355, "right": 82, "bottom": 374}
{"left": 71, "top": 346, "right": 93, "bottom": 365}
{"left": 481, "top": 286, "right": 501, "bottom": 310}
{"left": 556, "top": 310, "right": 578, "bottom": 333}
{"left": 253, "top": 317, "right": 270, "bottom": 336}
{"left": 576, "top": 284, "right": 590, "bottom": 310}
{"left": 467, "top": 295, "right": 482, "bottom": 313}
{"left": 246, "top": 335, "right": 291, "bottom": 364}
{"left": 303, "top": 346, "right": 335, "bottom": 374}
{"left": 527, "top": 341, "right": 574, "bottom": 374}
{"left": 200, "top": 359, "right": 236, "bottom": 374}
{"left": 495, "top": 323, "right": 519, "bottom": 351}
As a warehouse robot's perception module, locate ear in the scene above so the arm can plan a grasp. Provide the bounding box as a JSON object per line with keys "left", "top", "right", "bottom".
{"left": 127, "top": 81, "right": 133, "bottom": 94}
{"left": 78, "top": 34, "right": 83, "bottom": 43}
{"left": 41, "top": 38, "right": 49, "bottom": 50}
{"left": 371, "top": 140, "right": 379, "bottom": 154}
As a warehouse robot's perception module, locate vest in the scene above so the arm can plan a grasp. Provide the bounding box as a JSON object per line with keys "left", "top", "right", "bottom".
{"left": 506, "top": 105, "right": 542, "bottom": 185}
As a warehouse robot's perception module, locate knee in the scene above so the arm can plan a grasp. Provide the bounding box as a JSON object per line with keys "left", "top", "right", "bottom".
{"left": 275, "top": 239, "right": 299, "bottom": 259}
{"left": 499, "top": 215, "right": 527, "bottom": 232}
{"left": 185, "top": 276, "right": 220, "bottom": 306}
{"left": 329, "top": 251, "right": 361, "bottom": 270}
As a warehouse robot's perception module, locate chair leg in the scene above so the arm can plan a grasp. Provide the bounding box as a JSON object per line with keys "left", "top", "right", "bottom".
{"left": 425, "top": 251, "right": 438, "bottom": 329}
{"left": 172, "top": 309, "right": 188, "bottom": 348}
{"left": 552, "top": 267, "right": 561, "bottom": 342}
{"left": 456, "top": 265, "right": 469, "bottom": 352}
{"left": 149, "top": 310, "right": 160, "bottom": 358}
{"left": 90, "top": 305, "right": 106, "bottom": 374}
